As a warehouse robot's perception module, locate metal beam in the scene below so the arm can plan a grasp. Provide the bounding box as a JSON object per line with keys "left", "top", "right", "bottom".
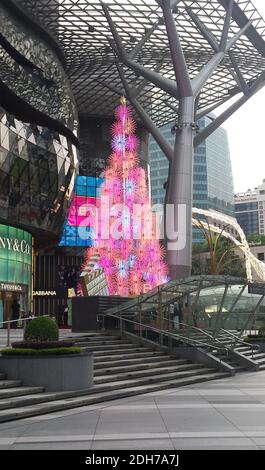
{"left": 163, "top": 100, "right": 178, "bottom": 114}
{"left": 192, "top": 20, "right": 251, "bottom": 97}
{"left": 213, "top": 284, "right": 229, "bottom": 338}
{"left": 129, "top": 21, "right": 160, "bottom": 60}
{"left": 186, "top": 7, "right": 219, "bottom": 52}
{"left": 226, "top": 20, "right": 252, "bottom": 51}
{"left": 192, "top": 52, "right": 225, "bottom": 96}
{"left": 220, "top": 0, "right": 234, "bottom": 51}
{"left": 236, "top": 294, "right": 265, "bottom": 344}
{"left": 117, "top": 65, "right": 174, "bottom": 162}
{"left": 222, "top": 284, "right": 247, "bottom": 331}
{"left": 190, "top": 279, "right": 203, "bottom": 327}
{"left": 102, "top": 2, "right": 179, "bottom": 98}
{"left": 156, "top": 0, "right": 182, "bottom": 8}
{"left": 97, "top": 79, "right": 122, "bottom": 97}
{"left": 161, "top": 0, "right": 192, "bottom": 97}
{"left": 229, "top": 52, "right": 249, "bottom": 95}
{"left": 218, "top": 0, "right": 265, "bottom": 58}
{"left": 195, "top": 69, "right": 265, "bottom": 146}
{"left": 196, "top": 94, "right": 234, "bottom": 120}
{"left": 132, "top": 61, "right": 164, "bottom": 98}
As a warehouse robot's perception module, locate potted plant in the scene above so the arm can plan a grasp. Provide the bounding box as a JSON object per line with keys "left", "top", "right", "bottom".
{"left": 244, "top": 325, "right": 265, "bottom": 351}
{"left": 0, "top": 317, "right": 93, "bottom": 391}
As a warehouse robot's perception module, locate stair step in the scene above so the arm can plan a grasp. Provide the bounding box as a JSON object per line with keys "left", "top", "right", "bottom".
{"left": 87, "top": 347, "right": 154, "bottom": 355}
{"left": 69, "top": 333, "right": 119, "bottom": 338}
{"left": 93, "top": 351, "right": 167, "bottom": 361}
{"left": 0, "top": 372, "right": 230, "bottom": 423}
{"left": 94, "top": 360, "right": 193, "bottom": 375}
{"left": 74, "top": 340, "right": 128, "bottom": 347}
{"left": 0, "top": 387, "right": 45, "bottom": 399}
{"left": 92, "top": 367, "right": 216, "bottom": 389}
{"left": 94, "top": 355, "right": 175, "bottom": 368}
{"left": 0, "top": 380, "right": 22, "bottom": 389}
{"left": 241, "top": 352, "right": 265, "bottom": 359}
{"left": 73, "top": 336, "right": 121, "bottom": 343}
{"left": 255, "top": 357, "right": 265, "bottom": 365}
{"left": 81, "top": 343, "right": 135, "bottom": 351}
{"left": 94, "top": 366, "right": 211, "bottom": 384}
{"left": 234, "top": 366, "right": 246, "bottom": 372}
{"left": 235, "top": 346, "right": 259, "bottom": 352}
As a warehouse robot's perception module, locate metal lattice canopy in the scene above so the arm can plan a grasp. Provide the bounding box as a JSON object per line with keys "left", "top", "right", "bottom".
{"left": 17, "top": 0, "right": 265, "bottom": 126}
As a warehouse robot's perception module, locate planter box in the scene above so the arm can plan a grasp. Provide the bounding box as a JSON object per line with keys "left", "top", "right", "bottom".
{"left": 0, "top": 353, "right": 93, "bottom": 392}
{"left": 246, "top": 339, "right": 265, "bottom": 352}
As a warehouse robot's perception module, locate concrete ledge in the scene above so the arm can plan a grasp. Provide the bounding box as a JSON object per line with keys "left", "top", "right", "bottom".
{"left": 172, "top": 347, "right": 235, "bottom": 376}
{"left": 246, "top": 340, "right": 265, "bottom": 352}
{"left": 230, "top": 349, "right": 259, "bottom": 371}
{"left": 0, "top": 353, "right": 94, "bottom": 392}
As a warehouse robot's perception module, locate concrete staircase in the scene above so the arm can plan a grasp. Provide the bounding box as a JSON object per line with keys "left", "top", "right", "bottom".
{"left": 233, "top": 344, "right": 265, "bottom": 370}
{"left": 186, "top": 329, "right": 265, "bottom": 372}
{"left": 0, "top": 332, "right": 229, "bottom": 423}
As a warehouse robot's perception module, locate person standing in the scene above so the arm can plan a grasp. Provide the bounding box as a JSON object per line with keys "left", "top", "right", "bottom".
{"left": 63, "top": 304, "right": 68, "bottom": 327}
{"left": 173, "top": 302, "right": 180, "bottom": 330}
{"left": 11, "top": 299, "right": 20, "bottom": 329}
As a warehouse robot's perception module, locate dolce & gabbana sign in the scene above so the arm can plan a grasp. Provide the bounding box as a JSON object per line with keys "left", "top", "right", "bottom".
{"left": 0, "top": 237, "right": 31, "bottom": 255}
{"left": 33, "top": 291, "right": 57, "bottom": 297}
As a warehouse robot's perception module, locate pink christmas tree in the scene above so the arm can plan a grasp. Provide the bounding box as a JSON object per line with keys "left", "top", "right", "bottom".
{"left": 82, "top": 97, "right": 168, "bottom": 297}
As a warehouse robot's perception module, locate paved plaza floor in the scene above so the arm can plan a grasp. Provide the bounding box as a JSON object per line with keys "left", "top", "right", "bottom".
{"left": 1, "top": 369, "right": 265, "bottom": 449}
{"left": 1, "top": 330, "right": 265, "bottom": 449}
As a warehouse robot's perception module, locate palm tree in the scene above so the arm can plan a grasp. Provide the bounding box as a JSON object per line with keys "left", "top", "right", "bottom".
{"left": 192, "top": 216, "right": 246, "bottom": 277}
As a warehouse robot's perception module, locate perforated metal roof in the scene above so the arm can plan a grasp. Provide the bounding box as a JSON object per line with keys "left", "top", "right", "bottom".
{"left": 16, "top": 0, "right": 265, "bottom": 126}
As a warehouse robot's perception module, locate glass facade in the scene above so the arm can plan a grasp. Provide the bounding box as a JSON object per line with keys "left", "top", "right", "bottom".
{"left": 0, "top": 106, "right": 78, "bottom": 239}
{"left": 0, "top": 3, "right": 78, "bottom": 137}
{"left": 150, "top": 117, "right": 235, "bottom": 243}
{"left": 0, "top": 223, "right": 32, "bottom": 327}
{"left": 206, "top": 118, "right": 234, "bottom": 216}
{"left": 235, "top": 200, "right": 259, "bottom": 235}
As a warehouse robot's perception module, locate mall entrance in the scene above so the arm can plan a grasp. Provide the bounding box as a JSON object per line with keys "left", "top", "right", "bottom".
{"left": 0, "top": 285, "right": 28, "bottom": 328}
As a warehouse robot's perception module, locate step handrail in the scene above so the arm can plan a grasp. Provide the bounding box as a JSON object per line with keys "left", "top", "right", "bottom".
{"left": 106, "top": 313, "right": 231, "bottom": 368}
{"left": 219, "top": 328, "right": 258, "bottom": 358}
{"left": 163, "top": 318, "right": 226, "bottom": 347}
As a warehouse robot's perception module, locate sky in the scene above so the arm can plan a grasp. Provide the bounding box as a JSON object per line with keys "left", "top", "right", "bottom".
{"left": 221, "top": 0, "right": 265, "bottom": 193}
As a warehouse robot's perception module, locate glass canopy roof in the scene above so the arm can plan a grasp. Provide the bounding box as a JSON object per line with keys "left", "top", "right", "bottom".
{"left": 16, "top": 1, "right": 265, "bottom": 126}
{"left": 104, "top": 275, "right": 265, "bottom": 322}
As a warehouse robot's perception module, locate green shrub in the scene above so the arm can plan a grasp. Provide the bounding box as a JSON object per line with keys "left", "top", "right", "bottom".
{"left": 1, "top": 347, "right": 81, "bottom": 356}
{"left": 258, "top": 326, "right": 265, "bottom": 336}
{"left": 24, "top": 317, "right": 59, "bottom": 342}
{"left": 245, "top": 335, "right": 265, "bottom": 342}
{"left": 12, "top": 340, "right": 74, "bottom": 349}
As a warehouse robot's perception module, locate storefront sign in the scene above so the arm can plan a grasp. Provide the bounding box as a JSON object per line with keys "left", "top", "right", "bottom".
{"left": 0, "top": 283, "right": 22, "bottom": 292}
{"left": 33, "top": 291, "right": 57, "bottom": 297}
{"left": 0, "top": 237, "right": 31, "bottom": 255}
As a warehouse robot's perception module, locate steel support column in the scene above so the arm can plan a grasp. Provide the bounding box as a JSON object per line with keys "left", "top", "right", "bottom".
{"left": 102, "top": 1, "right": 265, "bottom": 282}
{"left": 166, "top": 96, "right": 194, "bottom": 279}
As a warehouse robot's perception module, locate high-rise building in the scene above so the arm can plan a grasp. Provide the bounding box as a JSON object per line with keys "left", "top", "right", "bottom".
{"left": 150, "top": 116, "right": 235, "bottom": 243}
{"left": 234, "top": 189, "right": 259, "bottom": 236}
{"left": 235, "top": 180, "right": 265, "bottom": 236}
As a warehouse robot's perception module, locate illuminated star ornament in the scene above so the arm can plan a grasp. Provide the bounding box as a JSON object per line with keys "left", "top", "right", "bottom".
{"left": 82, "top": 97, "right": 168, "bottom": 296}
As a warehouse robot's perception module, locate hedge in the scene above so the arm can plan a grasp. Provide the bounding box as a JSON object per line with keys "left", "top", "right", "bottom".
{"left": 1, "top": 347, "right": 81, "bottom": 356}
